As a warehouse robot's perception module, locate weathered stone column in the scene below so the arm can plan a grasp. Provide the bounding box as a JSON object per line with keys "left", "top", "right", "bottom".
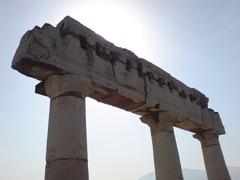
{"left": 194, "top": 130, "right": 231, "bottom": 180}
{"left": 36, "top": 75, "right": 90, "bottom": 180}
{"left": 141, "top": 113, "right": 183, "bottom": 180}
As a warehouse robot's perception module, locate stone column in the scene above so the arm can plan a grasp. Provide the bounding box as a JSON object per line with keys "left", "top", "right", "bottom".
{"left": 194, "top": 130, "right": 231, "bottom": 180}
{"left": 36, "top": 75, "right": 89, "bottom": 180}
{"left": 141, "top": 113, "right": 183, "bottom": 180}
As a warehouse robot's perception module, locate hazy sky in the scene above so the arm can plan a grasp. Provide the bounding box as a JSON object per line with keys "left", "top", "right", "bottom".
{"left": 1, "top": 0, "right": 240, "bottom": 180}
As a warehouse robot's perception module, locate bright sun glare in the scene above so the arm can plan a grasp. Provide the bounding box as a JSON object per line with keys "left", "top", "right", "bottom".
{"left": 68, "top": 2, "right": 154, "bottom": 60}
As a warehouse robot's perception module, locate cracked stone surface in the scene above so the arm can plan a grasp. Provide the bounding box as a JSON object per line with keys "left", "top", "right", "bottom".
{"left": 12, "top": 16, "right": 225, "bottom": 134}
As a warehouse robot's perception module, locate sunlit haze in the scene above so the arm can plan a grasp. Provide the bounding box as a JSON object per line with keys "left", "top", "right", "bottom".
{"left": 1, "top": 1, "right": 240, "bottom": 180}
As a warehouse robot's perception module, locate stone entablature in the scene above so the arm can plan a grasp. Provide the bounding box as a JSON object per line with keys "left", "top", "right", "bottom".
{"left": 12, "top": 16, "right": 224, "bottom": 134}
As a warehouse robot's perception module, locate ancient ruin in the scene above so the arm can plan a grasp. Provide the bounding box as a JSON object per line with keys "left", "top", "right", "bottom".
{"left": 12, "top": 16, "right": 231, "bottom": 180}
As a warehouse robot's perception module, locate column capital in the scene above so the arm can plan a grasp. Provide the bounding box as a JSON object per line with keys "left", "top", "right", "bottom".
{"left": 35, "top": 74, "right": 93, "bottom": 99}
{"left": 140, "top": 112, "right": 174, "bottom": 133}
{"left": 193, "top": 130, "right": 220, "bottom": 147}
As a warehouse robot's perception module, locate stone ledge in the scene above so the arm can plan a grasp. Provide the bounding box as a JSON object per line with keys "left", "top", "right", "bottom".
{"left": 12, "top": 16, "right": 225, "bottom": 134}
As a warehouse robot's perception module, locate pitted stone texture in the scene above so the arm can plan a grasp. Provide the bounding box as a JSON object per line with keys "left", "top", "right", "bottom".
{"left": 151, "top": 129, "right": 184, "bottom": 180}
{"left": 36, "top": 74, "right": 92, "bottom": 99}
{"left": 45, "top": 159, "right": 88, "bottom": 180}
{"left": 194, "top": 130, "right": 231, "bottom": 180}
{"left": 12, "top": 16, "right": 225, "bottom": 134}
{"left": 47, "top": 96, "right": 87, "bottom": 161}
{"left": 141, "top": 114, "right": 183, "bottom": 180}
{"left": 12, "top": 15, "right": 230, "bottom": 180}
{"left": 46, "top": 95, "right": 89, "bottom": 180}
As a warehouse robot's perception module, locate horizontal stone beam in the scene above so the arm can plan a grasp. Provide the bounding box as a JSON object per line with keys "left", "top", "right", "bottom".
{"left": 12, "top": 16, "right": 225, "bottom": 134}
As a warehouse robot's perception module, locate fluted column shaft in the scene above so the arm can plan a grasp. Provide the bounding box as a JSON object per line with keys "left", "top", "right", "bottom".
{"left": 45, "top": 94, "right": 88, "bottom": 180}
{"left": 194, "top": 130, "right": 231, "bottom": 180}
{"left": 36, "top": 75, "right": 90, "bottom": 180}
{"left": 141, "top": 114, "right": 183, "bottom": 180}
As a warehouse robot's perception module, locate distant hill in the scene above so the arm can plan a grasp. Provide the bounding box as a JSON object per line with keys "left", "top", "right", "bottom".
{"left": 139, "top": 167, "right": 240, "bottom": 180}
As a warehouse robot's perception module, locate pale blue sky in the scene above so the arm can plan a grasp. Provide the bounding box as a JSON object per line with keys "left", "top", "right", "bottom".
{"left": 1, "top": 0, "right": 240, "bottom": 180}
